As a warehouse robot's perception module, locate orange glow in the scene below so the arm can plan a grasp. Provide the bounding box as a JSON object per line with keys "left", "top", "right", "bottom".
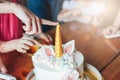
{"left": 27, "top": 45, "right": 39, "bottom": 54}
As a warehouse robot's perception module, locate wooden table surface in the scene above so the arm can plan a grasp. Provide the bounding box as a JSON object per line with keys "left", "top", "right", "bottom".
{"left": 3, "top": 21, "right": 120, "bottom": 80}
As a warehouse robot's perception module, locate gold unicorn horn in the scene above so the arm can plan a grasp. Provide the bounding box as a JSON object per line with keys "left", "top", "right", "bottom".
{"left": 55, "top": 24, "right": 63, "bottom": 58}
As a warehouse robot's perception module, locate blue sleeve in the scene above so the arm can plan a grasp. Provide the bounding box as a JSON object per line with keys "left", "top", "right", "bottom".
{"left": 28, "top": 0, "right": 63, "bottom": 32}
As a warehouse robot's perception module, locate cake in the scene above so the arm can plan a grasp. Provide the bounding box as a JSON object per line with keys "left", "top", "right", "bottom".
{"left": 32, "top": 25, "right": 84, "bottom": 80}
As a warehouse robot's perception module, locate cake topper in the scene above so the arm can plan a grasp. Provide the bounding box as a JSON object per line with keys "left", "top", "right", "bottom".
{"left": 55, "top": 24, "right": 63, "bottom": 58}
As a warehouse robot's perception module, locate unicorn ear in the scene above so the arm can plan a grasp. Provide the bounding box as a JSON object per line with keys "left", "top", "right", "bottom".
{"left": 63, "top": 40, "right": 75, "bottom": 53}
{"left": 43, "top": 46, "right": 55, "bottom": 56}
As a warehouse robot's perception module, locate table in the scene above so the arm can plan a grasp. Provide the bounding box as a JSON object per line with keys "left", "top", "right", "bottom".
{"left": 4, "top": 21, "right": 120, "bottom": 80}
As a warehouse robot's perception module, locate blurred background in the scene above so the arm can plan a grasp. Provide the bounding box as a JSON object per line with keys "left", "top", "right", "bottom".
{"left": 21, "top": 0, "right": 120, "bottom": 32}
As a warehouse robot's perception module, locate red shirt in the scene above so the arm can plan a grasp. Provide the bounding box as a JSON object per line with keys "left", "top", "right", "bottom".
{"left": 0, "top": 0, "right": 23, "bottom": 41}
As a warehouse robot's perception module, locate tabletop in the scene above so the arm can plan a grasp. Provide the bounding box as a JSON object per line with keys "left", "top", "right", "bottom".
{"left": 3, "top": 21, "right": 120, "bottom": 80}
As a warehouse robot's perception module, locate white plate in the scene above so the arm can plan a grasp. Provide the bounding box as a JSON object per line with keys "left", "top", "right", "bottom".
{"left": 0, "top": 73, "right": 16, "bottom": 80}
{"left": 26, "top": 63, "right": 103, "bottom": 80}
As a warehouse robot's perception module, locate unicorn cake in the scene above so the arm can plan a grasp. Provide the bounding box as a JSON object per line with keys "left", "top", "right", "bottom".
{"left": 32, "top": 25, "right": 84, "bottom": 80}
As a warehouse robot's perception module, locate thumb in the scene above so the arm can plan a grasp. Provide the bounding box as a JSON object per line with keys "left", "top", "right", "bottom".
{"left": 23, "top": 25, "right": 27, "bottom": 31}
{"left": 22, "top": 23, "right": 32, "bottom": 32}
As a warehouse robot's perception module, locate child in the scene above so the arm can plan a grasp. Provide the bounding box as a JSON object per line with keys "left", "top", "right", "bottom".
{"left": 0, "top": 0, "right": 58, "bottom": 73}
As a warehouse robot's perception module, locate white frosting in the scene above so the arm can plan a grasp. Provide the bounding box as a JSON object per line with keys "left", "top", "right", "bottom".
{"left": 32, "top": 40, "right": 84, "bottom": 80}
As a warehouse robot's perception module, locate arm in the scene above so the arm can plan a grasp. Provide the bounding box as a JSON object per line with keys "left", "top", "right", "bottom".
{"left": 0, "top": 40, "right": 18, "bottom": 53}
{"left": 0, "top": 0, "right": 15, "bottom": 13}
{"left": 0, "top": 36, "right": 41, "bottom": 53}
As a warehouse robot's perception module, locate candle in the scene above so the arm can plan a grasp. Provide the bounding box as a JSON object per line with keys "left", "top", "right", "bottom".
{"left": 55, "top": 24, "right": 63, "bottom": 58}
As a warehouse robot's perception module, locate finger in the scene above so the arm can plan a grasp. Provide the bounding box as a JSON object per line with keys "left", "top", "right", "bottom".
{"left": 23, "top": 25, "right": 27, "bottom": 31}
{"left": 36, "top": 17, "right": 42, "bottom": 33}
{"left": 23, "top": 18, "right": 32, "bottom": 32}
{"left": 20, "top": 44, "right": 30, "bottom": 50}
{"left": 20, "top": 39, "right": 35, "bottom": 46}
{"left": 25, "top": 18, "right": 37, "bottom": 35}
{"left": 34, "top": 40, "right": 42, "bottom": 47}
{"left": 25, "top": 30, "right": 38, "bottom": 35}
{"left": 39, "top": 33, "right": 49, "bottom": 42}
{"left": 22, "top": 37, "right": 41, "bottom": 46}
{"left": 32, "top": 17, "right": 38, "bottom": 33}
{"left": 46, "top": 34, "right": 53, "bottom": 42}
{"left": 25, "top": 31, "right": 35, "bottom": 35}
{"left": 41, "top": 19, "right": 58, "bottom": 26}
{"left": 17, "top": 48, "right": 26, "bottom": 53}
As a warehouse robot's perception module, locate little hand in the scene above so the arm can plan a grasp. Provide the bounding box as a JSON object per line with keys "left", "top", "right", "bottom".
{"left": 101, "top": 26, "right": 118, "bottom": 37}
{"left": 16, "top": 36, "right": 41, "bottom": 53}
{"left": 13, "top": 3, "right": 58, "bottom": 34}
{"left": 34, "top": 33, "right": 53, "bottom": 45}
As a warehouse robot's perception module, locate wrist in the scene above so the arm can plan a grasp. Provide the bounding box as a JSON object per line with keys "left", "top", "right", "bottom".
{"left": 0, "top": 40, "right": 19, "bottom": 53}
{"left": 9, "top": 39, "right": 20, "bottom": 51}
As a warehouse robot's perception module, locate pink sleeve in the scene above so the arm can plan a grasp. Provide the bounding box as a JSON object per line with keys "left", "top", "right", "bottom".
{"left": 0, "top": 14, "right": 23, "bottom": 41}
{"left": 0, "top": 0, "right": 23, "bottom": 41}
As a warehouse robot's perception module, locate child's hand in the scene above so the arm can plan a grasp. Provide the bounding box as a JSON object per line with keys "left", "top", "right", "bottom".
{"left": 0, "top": 33, "right": 52, "bottom": 53}
{"left": 0, "top": 58, "right": 7, "bottom": 73}
{"left": 15, "top": 36, "right": 41, "bottom": 53}
{"left": 101, "top": 25, "right": 118, "bottom": 36}
{"left": 12, "top": 3, "right": 58, "bottom": 35}
{"left": 33, "top": 33, "right": 53, "bottom": 45}
{"left": 0, "top": 1, "right": 58, "bottom": 34}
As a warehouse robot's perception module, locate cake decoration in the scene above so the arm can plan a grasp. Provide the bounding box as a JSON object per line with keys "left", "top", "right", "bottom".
{"left": 32, "top": 24, "right": 84, "bottom": 80}
{"left": 55, "top": 24, "right": 63, "bottom": 58}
